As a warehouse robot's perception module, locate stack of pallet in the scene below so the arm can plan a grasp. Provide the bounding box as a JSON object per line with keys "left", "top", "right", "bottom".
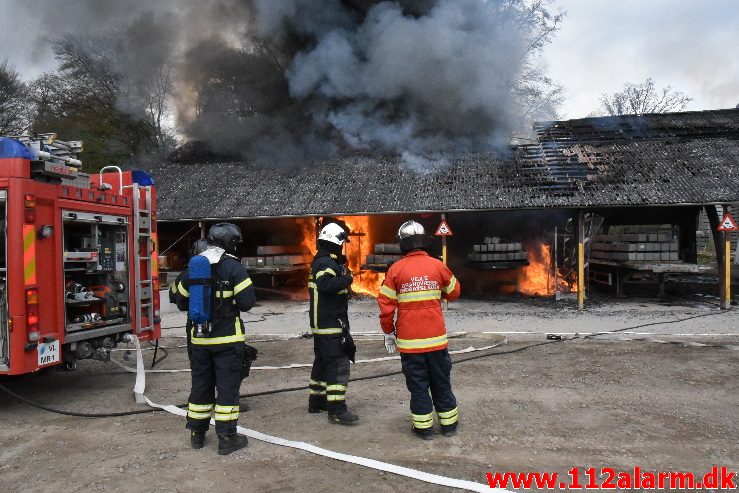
{"left": 365, "top": 243, "right": 403, "bottom": 266}
{"left": 591, "top": 234, "right": 679, "bottom": 262}
{"left": 242, "top": 246, "right": 311, "bottom": 268}
{"left": 467, "top": 237, "right": 529, "bottom": 263}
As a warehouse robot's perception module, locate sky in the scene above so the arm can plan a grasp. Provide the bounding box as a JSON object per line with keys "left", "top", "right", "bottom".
{"left": 0, "top": 0, "right": 737, "bottom": 120}
{"left": 542, "top": 0, "right": 739, "bottom": 118}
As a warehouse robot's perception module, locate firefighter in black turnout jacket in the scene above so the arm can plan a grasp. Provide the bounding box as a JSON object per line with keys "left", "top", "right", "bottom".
{"left": 308, "top": 222, "right": 359, "bottom": 425}
{"left": 175, "top": 223, "right": 256, "bottom": 454}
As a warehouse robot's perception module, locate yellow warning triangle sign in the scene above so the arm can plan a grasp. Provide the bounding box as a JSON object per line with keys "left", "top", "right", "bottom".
{"left": 717, "top": 213, "right": 738, "bottom": 231}
{"left": 435, "top": 219, "right": 453, "bottom": 236}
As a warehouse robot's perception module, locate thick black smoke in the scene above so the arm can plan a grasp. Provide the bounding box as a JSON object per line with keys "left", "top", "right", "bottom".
{"left": 17, "top": 0, "right": 562, "bottom": 166}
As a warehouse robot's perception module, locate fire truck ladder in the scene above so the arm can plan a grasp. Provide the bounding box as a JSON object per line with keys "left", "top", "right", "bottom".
{"left": 132, "top": 184, "right": 154, "bottom": 334}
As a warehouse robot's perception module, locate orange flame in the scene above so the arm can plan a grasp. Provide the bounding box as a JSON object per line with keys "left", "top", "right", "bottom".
{"left": 337, "top": 216, "right": 384, "bottom": 297}
{"left": 518, "top": 243, "right": 553, "bottom": 296}
{"left": 295, "top": 216, "right": 384, "bottom": 297}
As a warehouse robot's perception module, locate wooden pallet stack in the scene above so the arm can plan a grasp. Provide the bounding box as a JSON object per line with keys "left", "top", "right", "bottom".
{"left": 467, "top": 237, "right": 529, "bottom": 263}
{"left": 591, "top": 234, "right": 679, "bottom": 262}
{"left": 365, "top": 243, "right": 403, "bottom": 267}
{"left": 242, "top": 245, "right": 312, "bottom": 268}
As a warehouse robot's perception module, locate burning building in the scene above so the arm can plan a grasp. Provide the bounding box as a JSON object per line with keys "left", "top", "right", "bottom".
{"left": 152, "top": 109, "right": 739, "bottom": 307}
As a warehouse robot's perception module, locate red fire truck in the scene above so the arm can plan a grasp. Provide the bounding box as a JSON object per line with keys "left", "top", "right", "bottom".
{"left": 0, "top": 134, "right": 160, "bottom": 375}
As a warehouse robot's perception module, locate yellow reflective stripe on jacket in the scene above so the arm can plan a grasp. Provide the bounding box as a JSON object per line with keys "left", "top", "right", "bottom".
{"left": 442, "top": 276, "right": 457, "bottom": 294}
{"left": 311, "top": 327, "right": 343, "bottom": 335}
{"left": 315, "top": 268, "right": 336, "bottom": 278}
{"left": 177, "top": 282, "right": 189, "bottom": 297}
{"left": 412, "top": 412, "right": 434, "bottom": 429}
{"left": 437, "top": 407, "right": 459, "bottom": 425}
{"left": 216, "top": 291, "right": 233, "bottom": 298}
{"left": 397, "top": 289, "right": 441, "bottom": 303}
{"left": 380, "top": 285, "right": 397, "bottom": 300}
{"left": 308, "top": 282, "right": 317, "bottom": 289}
{"left": 396, "top": 334, "right": 448, "bottom": 350}
{"left": 190, "top": 317, "right": 245, "bottom": 345}
{"left": 234, "top": 277, "right": 253, "bottom": 295}
{"left": 338, "top": 289, "right": 348, "bottom": 294}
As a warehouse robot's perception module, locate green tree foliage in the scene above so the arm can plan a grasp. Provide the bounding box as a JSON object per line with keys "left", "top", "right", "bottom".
{"left": 26, "top": 35, "right": 169, "bottom": 172}
{"left": 0, "top": 60, "right": 29, "bottom": 135}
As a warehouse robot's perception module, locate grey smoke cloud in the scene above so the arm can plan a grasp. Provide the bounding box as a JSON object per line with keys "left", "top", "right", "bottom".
{"left": 7, "top": 0, "right": 561, "bottom": 165}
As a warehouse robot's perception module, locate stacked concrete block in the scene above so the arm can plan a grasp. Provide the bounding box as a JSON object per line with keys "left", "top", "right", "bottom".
{"left": 242, "top": 245, "right": 311, "bottom": 269}
{"left": 365, "top": 244, "right": 403, "bottom": 266}
{"left": 591, "top": 234, "right": 680, "bottom": 263}
{"left": 468, "top": 237, "right": 528, "bottom": 263}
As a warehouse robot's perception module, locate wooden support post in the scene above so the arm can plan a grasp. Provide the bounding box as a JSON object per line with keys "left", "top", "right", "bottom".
{"left": 721, "top": 230, "right": 732, "bottom": 310}
{"left": 441, "top": 213, "right": 448, "bottom": 311}
{"left": 577, "top": 210, "right": 585, "bottom": 310}
{"left": 441, "top": 213, "right": 448, "bottom": 265}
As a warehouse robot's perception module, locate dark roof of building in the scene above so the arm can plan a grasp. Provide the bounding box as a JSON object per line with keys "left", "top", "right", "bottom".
{"left": 534, "top": 108, "right": 739, "bottom": 142}
{"left": 152, "top": 109, "right": 739, "bottom": 221}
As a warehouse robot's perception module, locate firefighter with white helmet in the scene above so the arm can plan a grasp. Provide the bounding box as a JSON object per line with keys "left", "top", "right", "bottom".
{"left": 307, "top": 221, "right": 359, "bottom": 425}
{"left": 377, "top": 220, "right": 461, "bottom": 440}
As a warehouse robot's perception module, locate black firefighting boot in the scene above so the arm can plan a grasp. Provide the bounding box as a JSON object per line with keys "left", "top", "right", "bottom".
{"left": 190, "top": 431, "right": 206, "bottom": 449}
{"left": 217, "top": 434, "right": 248, "bottom": 455}
{"left": 411, "top": 427, "right": 434, "bottom": 441}
{"left": 308, "top": 399, "right": 327, "bottom": 413}
{"left": 327, "top": 409, "right": 359, "bottom": 425}
{"left": 440, "top": 423, "right": 458, "bottom": 437}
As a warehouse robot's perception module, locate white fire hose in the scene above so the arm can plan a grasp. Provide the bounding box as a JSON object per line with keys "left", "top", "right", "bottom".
{"left": 122, "top": 334, "right": 508, "bottom": 493}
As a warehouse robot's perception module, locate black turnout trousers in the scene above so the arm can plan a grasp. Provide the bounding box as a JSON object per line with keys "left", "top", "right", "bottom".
{"left": 400, "top": 348, "right": 459, "bottom": 430}
{"left": 309, "top": 335, "right": 350, "bottom": 413}
{"left": 186, "top": 344, "right": 244, "bottom": 435}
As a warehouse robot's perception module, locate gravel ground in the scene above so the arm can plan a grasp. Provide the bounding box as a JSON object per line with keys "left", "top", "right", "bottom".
{"left": 1, "top": 298, "right": 737, "bottom": 492}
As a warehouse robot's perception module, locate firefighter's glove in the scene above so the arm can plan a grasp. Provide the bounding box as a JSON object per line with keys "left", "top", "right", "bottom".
{"left": 384, "top": 333, "right": 397, "bottom": 354}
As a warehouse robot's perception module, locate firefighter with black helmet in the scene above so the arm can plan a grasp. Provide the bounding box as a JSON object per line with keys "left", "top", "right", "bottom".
{"left": 174, "top": 223, "right": 256, "bottom": 454}
{"left": 377, "top": 220, "right": 461, "bottom": 440}
{"left": 307, "top": 222, "right": 359, "bottom": 425}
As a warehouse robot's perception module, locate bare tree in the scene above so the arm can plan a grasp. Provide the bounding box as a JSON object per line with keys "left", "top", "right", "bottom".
{"left": 596, "top": 78, "right": 692, "bottom": 116}
{"left": 0, "top": 60, "right": 29, "bottom": 134}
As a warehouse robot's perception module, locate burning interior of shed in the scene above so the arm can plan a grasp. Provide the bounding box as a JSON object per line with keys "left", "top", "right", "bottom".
{"left": 153, "top": 109, "right": 739, "bottom": 307}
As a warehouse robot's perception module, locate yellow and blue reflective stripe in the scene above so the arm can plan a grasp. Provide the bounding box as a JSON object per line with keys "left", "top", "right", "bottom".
{"left": 315, "top": 268, "right": 337, "bottom": 278}
{"left": 311, "top": 327, "right": 343, "bottom": 335}
{"left": 437, "top": 407, "right": 459, "bottom": 426}
{"left": 380, "top": 285, "right": 397, "bottom": 300}
{"left": 234, "top": 277, "right": 253, "bottom": 295}
{"left": 396, "top": 334, "right": 448, "bottom": 350}
{"left": 397, "top": 289, "right": 441, "bottom": 303}
{"left": 412, "top": 412, "right": 434, "bottom": 429}
{"left": 214, "top": 404, "right": 239, "bottom": 421}
{"left": 187, "top": 402, "right": 213, "bottom": 420}
{"left": 190, "top": 317, "right": 246, "bottom": 345}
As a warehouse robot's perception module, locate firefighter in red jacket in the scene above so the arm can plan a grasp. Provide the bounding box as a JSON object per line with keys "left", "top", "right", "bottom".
{"left": 377, "top": 220, "right": 461, "bottom": 440}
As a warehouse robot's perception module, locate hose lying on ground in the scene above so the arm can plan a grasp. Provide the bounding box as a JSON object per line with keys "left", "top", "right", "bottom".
{"left": 0, "top": 310, "right": 733, "bottom": 418}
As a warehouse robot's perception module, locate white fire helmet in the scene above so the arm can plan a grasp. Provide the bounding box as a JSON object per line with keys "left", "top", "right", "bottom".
{"left": 397, "top": 220, "right": 425, "bottom": 239}
{"left": 318, "top": 222, "right": 350, "bottom": 245}
{"left": 397, "top": 220, "right": 430, "bottom": 253}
